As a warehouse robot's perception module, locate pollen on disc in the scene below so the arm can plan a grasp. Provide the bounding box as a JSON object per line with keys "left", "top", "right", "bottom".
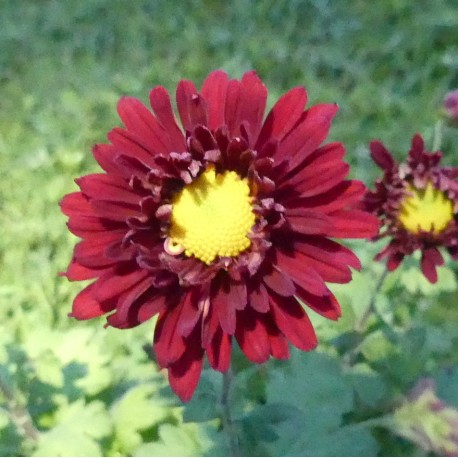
{"left": 398, "top": 182, "right": 454, "bottom": 235}
{"left": 168, "top": 167, "right": 256, "bottom": 264}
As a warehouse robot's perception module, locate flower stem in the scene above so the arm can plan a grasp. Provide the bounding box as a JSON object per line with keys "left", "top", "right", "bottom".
{"left": 355, "top": 267, "right": 389, "bottom": 333}
{"left": 432, "top": 119, "right": 443, "bottom": 151}
{"left": 221, "top": 369, "right": 239, "bottom": 456}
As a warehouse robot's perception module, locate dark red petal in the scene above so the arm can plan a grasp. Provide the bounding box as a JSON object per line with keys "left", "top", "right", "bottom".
{"left": 206, "top": 327, "right": 232, "bottom": 372}
{"left": 285, "top": 209, "right": 334, "bottom": 235}
{"left": 295, "top": 285, "right": 341, "bottom": 320}
{"left": 73, "top": 231, "right": 127, "bottom": 266}
{"left": 235, "top": 309, "right": 270, "bottom": 363}
{"left": 117, "top": 96, "right": 171, "bottom": 154}
{"left": 60, "top": 192, "right": 92, "bottom": 217}
{"left": 236, "top": 71, "right": 267, "bottom": 141}
{"left": 167, "top": 333, "right": 204, "bottom": 403}
{"left": 92, "top": 144, "right": 122, "bottom": 175}
{"left": 200, "top": 70, "right": 230, "bottom": 131}
{"left": 90, "top": 199, "right": 142, "bottom": 221}
{"left": 70, "top": 283, "right": 116, "bottom": 320}
{"left": 275, "top": 252, "right": 330, "bottom": 297}
{"left": 327, "top": 209, "right": 380, "bottom": 238}
{"left": 421, "top": 247, "right": 444, "bottom": 283}
{"left": 283, "top": 180, "right": 366, "bottom": 214}
{"left": 224, "top": 78, "right": 241, "bottom": 136}
{"left": 269, "top": 294, "right": 317, "bottom": 352}
{"left": 67, "top": 216, "right": 123, "bottom": 238}
{"left": 276, "top": 103, "right": 339, "bottom": 167}
{"left": 288, "top": 163, "right": 350, "bottom": 199}
{"left": 278, "top": 237, "right": 360, "bottom": 283}
{"left": 176, "top": 290, "right": 201, "bottom": 338}
{"left": 93, "top": 267, "right": 150, "bottom": 303}
{"left": 249, "top": 282, "right": 270, "bottom": 313}
{"left": 77, "top": 174, "right": 140, "bottom": 205}
{"left": 256, "top": 86, "right": 307, "bottom": 150}
{"left": 154, "top": 307, "right": 186, "bottom": 366}
{"left": 106, "top": 128, "right": 157, "bottom": 168}
{"left": 263, "top": 266, "right": 296, "bottom": 297}
{"left": 213, "top": 283, "right": 237, "bottom": 335}
{"left": 282, "top": 141, "right": 346, "bottom": 187}
{"left": 263, "top": 314, "right": 290, "bottom": 360}
{"left": 369, "top": 140, "right": 395, "bottom": 170}
{"left": 176, "top": 80, "right": 207, "bottom": 131}
{"left": 65, "top": 260, "right": 112, "bottom": 281}
{"left": 149, "top": 86, "right": 186, "bottom": 152}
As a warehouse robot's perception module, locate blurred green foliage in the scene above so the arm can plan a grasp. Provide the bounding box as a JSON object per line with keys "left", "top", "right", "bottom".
{"left": 1, "top": 0, "right": 458, "bottom": 455}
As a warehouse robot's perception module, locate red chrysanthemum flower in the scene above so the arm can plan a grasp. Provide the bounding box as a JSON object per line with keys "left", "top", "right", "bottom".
{"left": 364, "top": 133, "right": 458, "bottom": 283}
{"left": 61, "top": 70, "right": 379, "bottom": 401}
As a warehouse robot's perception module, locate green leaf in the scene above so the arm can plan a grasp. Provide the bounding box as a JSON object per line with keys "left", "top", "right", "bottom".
{"left": 360, "top": 330, "right": 397, "bottom": 362}
{"left": 133, "top": 423, "right": 215, "bottom": 457}
{"left": 182, "top": 373, "right": 220, "bottom": 423}
{"left": 347, "top": 363, "right": 388, "bottom": 407}
{"left": 33, "top": 400, "right": 112, "bottom": 457}
{"left": 111, "top": 383, "right": 169, "bottom": 454}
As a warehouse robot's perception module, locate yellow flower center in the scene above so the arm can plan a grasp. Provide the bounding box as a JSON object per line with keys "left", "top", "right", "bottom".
{"left": 398, "top": 181, "right": 454, "bottom": 235}
{"left": 168, "top": 166, "right": 256, "bottom": 264}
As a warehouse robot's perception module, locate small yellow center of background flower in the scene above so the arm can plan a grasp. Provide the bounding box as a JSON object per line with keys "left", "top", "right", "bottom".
{"left": 398, "top": 182, "right": 454, "bottom": 235}
{"left": 169, "top": 166, "right": 255, "bottom": 264}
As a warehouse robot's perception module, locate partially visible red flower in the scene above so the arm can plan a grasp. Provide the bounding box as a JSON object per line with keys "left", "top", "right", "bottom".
{"left": 364, "top": 133, "right": 458, "bottom": 283}
{"left": 61, "top": 70, "right": 379, "bottom": 401}
{"left": 444, "top": 89, "right": 458, "bottom": 123}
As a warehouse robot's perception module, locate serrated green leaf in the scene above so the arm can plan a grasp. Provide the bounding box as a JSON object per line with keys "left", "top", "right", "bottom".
{"left": 33, "top": 400, "right": 111, "bottom": 457}
{"left": 133, "top": 423, "right": 209, "bottom": 457}
{"left": 111, "top": 383, "right": 169, "bottom": 453}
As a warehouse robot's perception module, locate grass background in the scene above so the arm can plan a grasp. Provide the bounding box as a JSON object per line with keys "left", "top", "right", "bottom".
{"left": 1, "top": 0, "right": 458, "bottom": 456}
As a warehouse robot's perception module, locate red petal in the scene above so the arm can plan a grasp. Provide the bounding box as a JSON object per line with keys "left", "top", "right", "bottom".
{"left": 276, "top": 103, "right": 339, "bottom": 167}
{"left": 270, "top": 293, "right": 317, "bottom": 352}
{"left": 200, "top": 70, "right": 230, "bottom": 131}
{"left": 327, "top": 209, "right": 380, "bottom": 238}
{"left": 65, "top": 260, "right": 112, "bottom": 281}
{"left": 167, "top": 327, "right": 204, "bottom": 402}
{"left": 60, "top": 192, "right": 92, "bottom": 217}
{"left": 256, "top": 86, "right": 307, "bottom": 150}
{"left": 90, "top": 199, "right": 142, "bottom": 221}
{"left": 93, "top": 267, "right": 150, "bottom": 303}
{"left": 283, "top": 180, "right": 366, "bottom": 214}
{"left": 295, "top": 285, "right": 341, "bottom": 320}
{"left": 291, "top": 162, "right": 350, "bottom": 198}
{"left": 149, "top": 86, "right": 186, "bottom": 152}
{"left": 263, "top": 314, "right": 290, "bottom": 360}
{"left": 213, "top": 282, "right": 237, "bottom": 335}
{"left": 176, "top": 290, "right": 201, "bottom": 338}
{"left": 421, "top": 247, "right": 444, "bottom": 283}
{"left": 176, "top": 80, "right": 207, "bottom": 131}
{"left": 206, "top": 327, "right": 232, "bottom": 372}
{"left": 92, "top": 144, "right": 122, "bottom": 175}
{"left": 249, "top": 282, "right": 270, "bottom": 313}
{"left": 236, "top": 71, "right": 267, "bottom": 142}
{"left": 107, "top": 128, "right": 157, "bottom": 166}
{"left": 285, "top": 209, "right": 334, "bottom": 235}
{"left": 370, "top": 140, "right": 395, "bottom": 170}
{"left": 154, "top": 307, "right": 186, "bottom": 367}
{"left": 263, "top": 266, "right": 296, "bottom": 297}
{"left": 235, "top": 309, "right": 270, "bottom": 363}
{"left": 275, "top": 252, "right": 330, "bottom": 297}
{"left": 70, "top": 283, "right": 116, "bottom": 320}
{"left": 117, "top": 96, "right": 171, "bottom": 154}
{"left": 77, "top": 174, "right": 140, "bottom": 205}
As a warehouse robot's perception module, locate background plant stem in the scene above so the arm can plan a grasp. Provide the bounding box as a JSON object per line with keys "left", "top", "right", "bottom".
{"left": 221, "top": 369, "right": 239, "bottom": 456}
